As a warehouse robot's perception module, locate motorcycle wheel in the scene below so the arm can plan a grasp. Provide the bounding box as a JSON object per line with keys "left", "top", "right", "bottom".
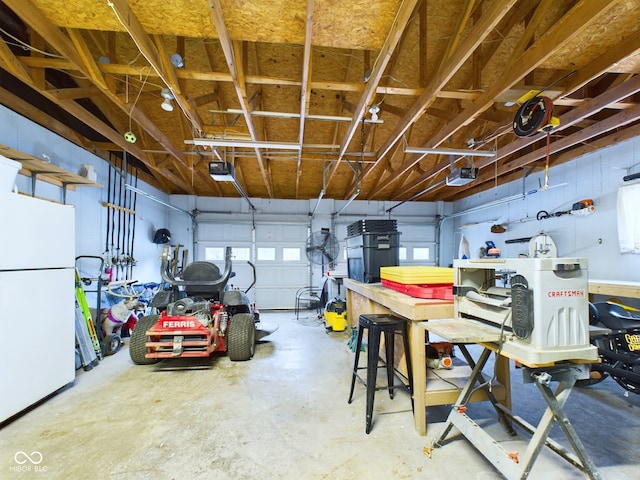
{"left": 610, "top": 330, "right": 640, "bottom": 394}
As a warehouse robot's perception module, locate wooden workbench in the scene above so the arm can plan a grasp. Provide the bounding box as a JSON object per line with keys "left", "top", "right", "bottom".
{"left": 588, "top": 279, "right": 640, "bottom": 300}
{"left": 344, "top": 278, "right": 510, "bottom": 436}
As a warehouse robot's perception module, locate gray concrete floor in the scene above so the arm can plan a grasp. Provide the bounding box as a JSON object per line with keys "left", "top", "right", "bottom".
{"left": 1, "top": 311, "right": 639, "bottom": 480}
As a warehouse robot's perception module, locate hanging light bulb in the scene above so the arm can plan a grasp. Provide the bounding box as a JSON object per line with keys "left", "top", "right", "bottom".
{"left": 160, "top": 88, "right": 174, "bottom": 111}
{"left": 368, "top": 104, "right": 380, "bottom": 122}
{"left": 170, "top": 53, "right": 184, "bottom": 68}
{"left": 161, "top": 99, "right": 174, "bottom": 111}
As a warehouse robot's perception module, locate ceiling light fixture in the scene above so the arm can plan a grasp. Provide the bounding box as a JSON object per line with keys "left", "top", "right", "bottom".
{"left": 187, "top": 138, "right": 302, "bottom": 150}
{"left": 214, "top": 109, "right": 383, "bottom": 124}
{"left": 170, "top": 53, "right": 184, "bottom": 68}
{"left": 368, "top": 104, "right": 380, "bottom": 122}
{"left": 160, "top": 88, "right": 174, "bottom": 112}
{"left": 161, "top": 99, "right": 174, "bottom": 111}
{"left": 404, "top": 146, "right": 496, "bottom": 157}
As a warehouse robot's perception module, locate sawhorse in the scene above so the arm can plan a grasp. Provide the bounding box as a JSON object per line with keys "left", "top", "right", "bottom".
{"left": 425, "top": 343, "right": 602, "bottom": 479}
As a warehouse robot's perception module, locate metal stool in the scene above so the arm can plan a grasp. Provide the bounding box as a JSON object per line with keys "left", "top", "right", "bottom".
{"left": 348, "top": 313, "right": 413, "bottom": 434}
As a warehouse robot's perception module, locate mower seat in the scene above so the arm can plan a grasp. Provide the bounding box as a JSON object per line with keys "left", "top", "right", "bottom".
{"left": 182, "top": 261, "right": 225, "bottom": 299}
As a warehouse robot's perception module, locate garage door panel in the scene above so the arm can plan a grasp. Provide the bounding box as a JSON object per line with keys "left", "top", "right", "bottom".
{"left": 254, "top": 264, "right": 307, "bottom": 286}
{"left": 253, "top": 223, "right": 309, "bottom": 309}
{"left": 199, "top": 222, "right": 253, "bottom": 241}
{"left": 255, "top": 287, "right": 305, "bottom": 311}
{"left": 255, "top": 223, "right": 307, "bottom": 242}
{"left": 197, "top": 220, "right": 310, "bottom": 309}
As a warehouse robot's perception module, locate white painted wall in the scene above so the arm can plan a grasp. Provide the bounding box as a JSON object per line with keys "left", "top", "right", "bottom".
{"left": 0, "top": 105, "right": 171, "bottom": 290}
{"left": 4, "top": 103, "right": 639, "bottom": 308}
{"left": 448, "top": 136, "right": 640, "bottom": 284}
{"left": 168, "top": 195, "right": 452, "bottom": 308}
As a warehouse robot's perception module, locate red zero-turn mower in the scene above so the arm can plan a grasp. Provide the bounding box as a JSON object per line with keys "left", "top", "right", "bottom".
{"left": 129, "top": 246, "right": 259, "bottom": 365}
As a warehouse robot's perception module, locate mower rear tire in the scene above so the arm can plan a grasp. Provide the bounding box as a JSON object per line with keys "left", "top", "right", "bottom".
{"left": 227, "top": 313, "right": 256, "bottom": 361}
{"left": 129, "top": 314, "right": 161, "bottom": 365}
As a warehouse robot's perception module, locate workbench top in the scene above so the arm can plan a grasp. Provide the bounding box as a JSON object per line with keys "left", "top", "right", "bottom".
{"left": 343, "top": 278, "right": 453, "bottom": 321}
{"left": 588, "top": 279, "right": 640, "bottom": 299}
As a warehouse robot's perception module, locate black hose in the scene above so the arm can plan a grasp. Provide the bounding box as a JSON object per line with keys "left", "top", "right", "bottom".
{"left": 129, "top": 170, "right": 138, "bottom": 278}
{"left": 105, "top": 160, "right": 112, "bottom": 254}
{"left": 115, "top": 156, "right": 123, "bottom": 280}
{"left": 123, "top": 166, "right": 130, "bottom": 266}
{"left": 109, "top": 159, "right": 116, "bottom": 256}
{"left": 121, "top": 158, "right": 126, "bottom": 268}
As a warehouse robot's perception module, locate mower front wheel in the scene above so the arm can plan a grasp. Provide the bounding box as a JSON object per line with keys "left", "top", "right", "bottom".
{"left": 227, "top": 313, "right": 256, "bottom": 361}
{"left": 129, "top": 314, "right": 161, "bottom": 365}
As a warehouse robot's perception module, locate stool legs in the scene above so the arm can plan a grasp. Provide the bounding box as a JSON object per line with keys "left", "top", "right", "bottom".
{"left": 348, "top": 326, "right": 364, "bottom": 404}
{"left": 401, "top": 322, "right": 414, "bottom": 412}
{"left": 365, "top": 326, "right": 381, "bottom": 434}
{"left": 384, "top": 330, "right": 395, "bottom": 399}
{"left": 348, "top": 315, "right": 412, "bottom": 434}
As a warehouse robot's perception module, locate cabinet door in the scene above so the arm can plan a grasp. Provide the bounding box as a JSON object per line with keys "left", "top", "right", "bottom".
{"left": 0, "top": 268, "right": 75, "bottom": 422}
{"left": 0, "top": 193, "right": 75, "bottom": 270}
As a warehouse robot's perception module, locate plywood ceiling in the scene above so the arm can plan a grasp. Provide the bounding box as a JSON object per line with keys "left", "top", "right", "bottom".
{"left": 0, "top": 0, "right": 639, "bottom": 203}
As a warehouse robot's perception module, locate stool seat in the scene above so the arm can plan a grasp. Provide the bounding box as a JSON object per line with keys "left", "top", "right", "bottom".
{"left": 348, "top": 313, "right": 413, "bottom": 434}
{"left": 358, "top": 313, "right": 405, "bottom": 330}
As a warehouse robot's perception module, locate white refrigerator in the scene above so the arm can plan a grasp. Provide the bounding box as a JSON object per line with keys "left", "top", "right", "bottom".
{"left": 0, "top": 192, "right": 76, "bottom": 423}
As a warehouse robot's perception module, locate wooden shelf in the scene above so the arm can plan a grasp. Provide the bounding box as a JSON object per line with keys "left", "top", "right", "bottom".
{"left": 424, "top": 363, "right": 507, "bottom": 405}
{"left": 0, "top": 144, "right": 101, "bottom": 203}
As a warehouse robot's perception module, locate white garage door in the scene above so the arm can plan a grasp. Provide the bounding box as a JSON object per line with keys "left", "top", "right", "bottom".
{"left": 196, "top": 220, "right": 255, "bottom": 293}
{"left": 397, "top": 222, "right": 438, "bottom": 265}
{"left": 195, "top": 220, "right": 310, "bottom": 309}
{"left": 254, "top": 222, "right": 310, "bottom": 309}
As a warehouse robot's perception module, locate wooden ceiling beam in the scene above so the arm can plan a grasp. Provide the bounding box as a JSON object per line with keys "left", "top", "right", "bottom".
{"left": 418, "top": 0, "right": 427, "bottom": 88}
{"left": 103, "top": 0, "right": 201, "bottom": 131}
{"left": 18, "top": 56, "right": 489, "bottom": 102}
{"left": 401, "top": 73, "right": 640, "bottom": 199}
{"left": 374, "top": 0, "right": 622, "bottom": 199}
{"left": 3, "top": 0, "right": 195, "bottom": 189}
{"left": 503, "top": 0, "right": 553, "bottom": 72}
{"left": 66, "top": 28, "right": 109, "bottom": 91}
{"left": 325, "top": 0, "right": 420, "bottom": 190}
{"left": 427, "top": 0, "right": 621, "bottom": 157}
{"left": 29, "top": 31, "right": 46, "bottom": 90}
{"left": 295, "top": 0, "right": 314, "bottom": 198}
{"left": 449, "top": 120, "right": 640, "bottom": 203}
{"left": 207, "top": 0, "right": 272, "bottom": 198}
{"left": 487, "top": 74, "right": 640, "bottom": 167}
{"left": 491, "top": 101, "right": 640, "bottom": 180}
{"left": 563, "top": 29, "right": 640, "bottom": 98}
{"left": 438, "top": 0, "right": 476, "bottom": 71}
{"left": 59, "top": 31, "right": 186, "bottom": 183}
{"left": 0, "top": 38, "right": 193, "bottom": 193}
{"left": 0, "top": 33, "right": 33, "bottom": 81}
{"left": 48, "top": 86, "right": 103, "bottom": 100}
{"left": 367, "top": 0, "right": 518, "bottom": 198}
